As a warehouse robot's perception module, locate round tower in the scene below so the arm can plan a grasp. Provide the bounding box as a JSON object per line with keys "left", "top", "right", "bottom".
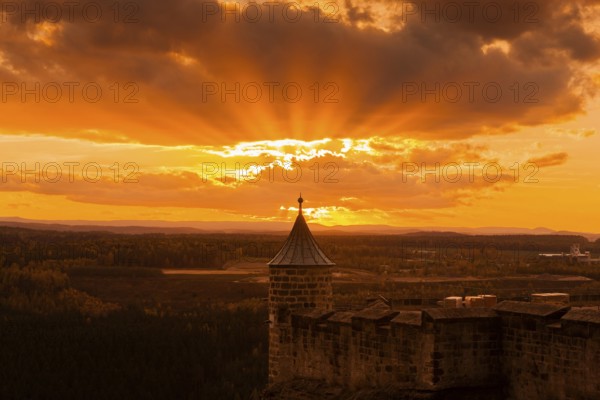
{"left": 267, "top": 195, "right": 335, "bottom": 383}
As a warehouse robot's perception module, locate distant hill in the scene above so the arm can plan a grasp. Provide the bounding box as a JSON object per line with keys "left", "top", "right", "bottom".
{"left": 403, "top": 231, "right": 468, "bottom": 237}
{"left": 0, "top": 216, "right": 598, "bottom": 240}
{"left": 0, "top": 220, "right": 206, "bottom": 235}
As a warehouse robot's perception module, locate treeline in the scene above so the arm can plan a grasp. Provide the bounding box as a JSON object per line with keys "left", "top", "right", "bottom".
{"left": 0, "top": 260, "right": 119, "bottom": 316}
{"left": 318, "top": 234, "right": 599, "bottom": 272}
{"left": 0, "top": 227, "right": 283, "bottom": 269}
{"left": 0, "top": 225, "right": 597, "bottom": 270}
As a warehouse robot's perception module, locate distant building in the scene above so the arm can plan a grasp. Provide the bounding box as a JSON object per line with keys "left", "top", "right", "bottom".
{"left": 539, "top": 243, "right": 600, "bottom": 264}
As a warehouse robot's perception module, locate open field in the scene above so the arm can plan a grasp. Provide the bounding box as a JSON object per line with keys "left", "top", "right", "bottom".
{"left": 67, "top": 262, "right": 600, "bottom": 312}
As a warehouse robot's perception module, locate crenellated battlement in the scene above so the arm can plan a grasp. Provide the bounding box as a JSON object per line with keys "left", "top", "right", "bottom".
{"left": 288, "top": 301, "right": 501, "bottom": 392}
{"left": 276, "top": 299, "right": 600, "bottom": 399}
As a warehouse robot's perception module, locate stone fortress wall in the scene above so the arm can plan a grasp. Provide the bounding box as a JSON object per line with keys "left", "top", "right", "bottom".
{"left": 267, "top": 197, "right": 600, "bottom": 399}
{"left": 273, "top": 295, "right": 600, "bottom": 400}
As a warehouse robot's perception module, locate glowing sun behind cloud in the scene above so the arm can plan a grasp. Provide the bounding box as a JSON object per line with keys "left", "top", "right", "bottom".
{"left": 0, "top": 0, "right": 599, "bottom": 232}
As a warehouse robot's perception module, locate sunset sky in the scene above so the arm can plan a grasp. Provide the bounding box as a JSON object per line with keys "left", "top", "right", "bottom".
{"left": 1, "top": 0, "right": 599, "bottom": 231}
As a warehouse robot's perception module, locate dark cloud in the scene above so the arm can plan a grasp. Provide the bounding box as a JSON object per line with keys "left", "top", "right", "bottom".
{"left": 0, "top": 0, "right": 598, "bottom": 145}
{"left": 344, "top": 0, "right": 374, "bottom": 25}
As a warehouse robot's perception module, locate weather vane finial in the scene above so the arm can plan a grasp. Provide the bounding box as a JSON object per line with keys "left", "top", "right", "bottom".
{"left": 298, "top": 193, "right": 304, "bottom": 215}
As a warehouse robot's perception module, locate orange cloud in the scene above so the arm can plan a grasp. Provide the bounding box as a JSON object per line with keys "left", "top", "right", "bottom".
{"left": 0, "top": 0, "right": 597, "bottom": 145}
{"left": 0, "top": 136, "right": 522, "bottom": 222}
{"left": 527, "top": 152, "right": 569, "bottom": 168}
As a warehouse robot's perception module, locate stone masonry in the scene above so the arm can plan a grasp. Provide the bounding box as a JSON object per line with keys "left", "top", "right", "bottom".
{"left": 267, "top": 197, "right": 600, "bottom": 399}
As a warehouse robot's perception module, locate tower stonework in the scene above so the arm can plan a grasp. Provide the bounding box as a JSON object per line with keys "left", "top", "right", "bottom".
{"left": 263, "top": 199, "right": 600, "bottom": 399}
{"left": 267, "top": 195, "right": 334, "bottom": 383}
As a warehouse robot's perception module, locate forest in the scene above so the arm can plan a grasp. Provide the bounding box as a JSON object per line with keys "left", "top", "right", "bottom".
{"left": 1, "top": 226, "right": 599, "bottom": 399}
{"left": 1, "top": 225, "right": 598, "bottom": 271}
{"left": 0, "top": 259, "right": 268, "bottom": 399}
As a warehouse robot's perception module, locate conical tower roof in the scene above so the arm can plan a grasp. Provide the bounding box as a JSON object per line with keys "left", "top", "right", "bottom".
{"left": 268, "top": 195, "right": 335, "bottom": 266}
